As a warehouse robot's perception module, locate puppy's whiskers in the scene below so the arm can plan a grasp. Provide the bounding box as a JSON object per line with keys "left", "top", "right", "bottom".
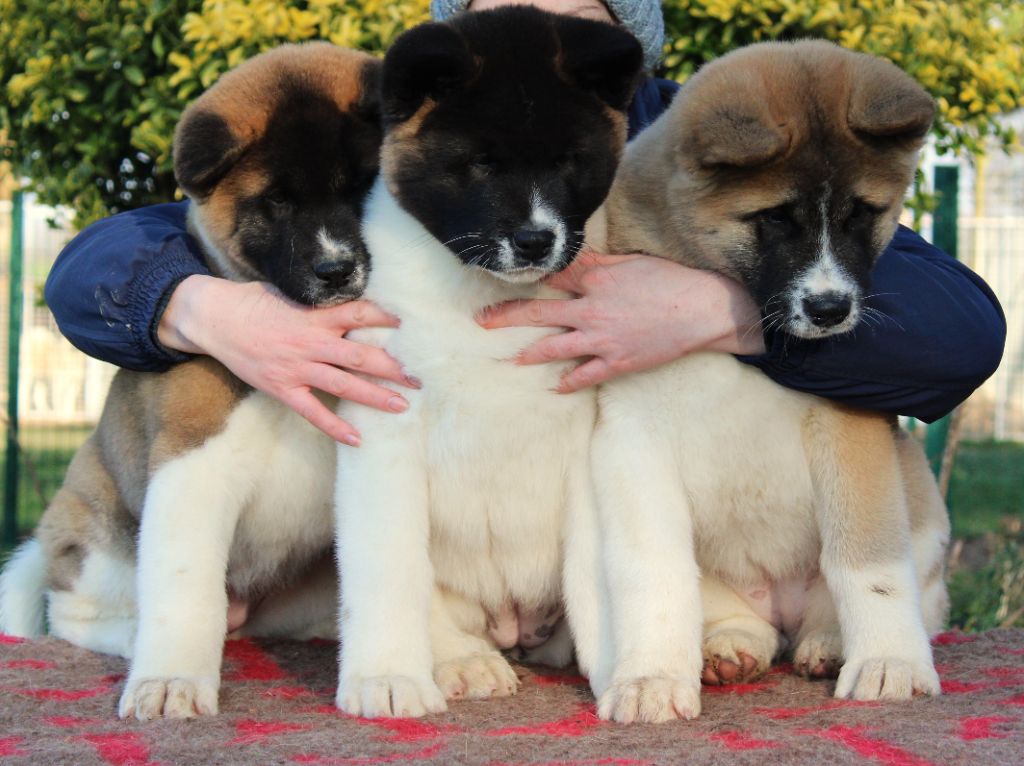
{"left": 862, "top": 306, "right": 905, "bottom": 332}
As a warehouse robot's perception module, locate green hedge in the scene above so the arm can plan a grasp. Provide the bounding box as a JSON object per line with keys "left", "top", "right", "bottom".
{"left": 2, "top": 0, "right": 1021, "bottom": 225}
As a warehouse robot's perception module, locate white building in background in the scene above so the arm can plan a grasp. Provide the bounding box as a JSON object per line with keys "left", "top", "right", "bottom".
{"left": 0, "top": 196, "right": 116, "bottom": 426}
{"left": 919, "top": 111, "right": 1024, "bottom": 441}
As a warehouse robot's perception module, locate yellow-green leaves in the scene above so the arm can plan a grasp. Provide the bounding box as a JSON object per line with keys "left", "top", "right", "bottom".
{"left": 662, "top": 0, "right": 1024, "bottom": 157}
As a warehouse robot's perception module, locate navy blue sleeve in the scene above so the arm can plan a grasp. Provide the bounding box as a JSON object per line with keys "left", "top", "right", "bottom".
{"left": 44, "top": 201, "right": 210, "bottom": 371}
{"left": 627, "top": 77, "right": 680, "bottom": 140}
{"left": 736, "top": 226, "right": 1006, "bottom": 422}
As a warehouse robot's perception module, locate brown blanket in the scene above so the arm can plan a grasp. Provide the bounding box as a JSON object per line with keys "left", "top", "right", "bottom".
{"left": 2, "top": 630, "right": 1022, "bottom": 765}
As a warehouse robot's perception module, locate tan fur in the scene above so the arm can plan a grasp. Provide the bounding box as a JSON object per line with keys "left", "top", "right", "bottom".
{"left": 176, "top": 43, "right": 380, "bottom": 280}
{"left": 602, "top": 39, "right": 947, "bottom": 590}
{"left": 24, "top": 44, "right": 375, "bottom": 645}
{"left": 177, "top": 43, "right": 371, "bottom": 177}
{"left": 802, "top": 408, "right": 916, "bottom": 566}
{"left": 592, "top": 41, "right": 949, "bottom": 713}
{"left": 380, "top": 98, "right": 437, "bottom": 197}
{"left": 604, "top": 41, "right": 932, "bottom": 279}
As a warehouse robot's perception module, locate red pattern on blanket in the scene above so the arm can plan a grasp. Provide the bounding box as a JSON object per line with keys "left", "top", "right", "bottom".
{"left": 1, "top": 629, "right": 1022, "bottom": 765}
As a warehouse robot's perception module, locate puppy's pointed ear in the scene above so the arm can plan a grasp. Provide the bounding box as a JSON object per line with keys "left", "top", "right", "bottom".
{"left": 381, "top": 23, "right": 475, "bottom": 124}
{"left": 559, "top": 19, "right": 644, "bottom": 112}
{"left": 847, "top": 57, "right": 935, "bottom": 143}
{"left": 173, "top": 108, "right": 249, "bottom": 199}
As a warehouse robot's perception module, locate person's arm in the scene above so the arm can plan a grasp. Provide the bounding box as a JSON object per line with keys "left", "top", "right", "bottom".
{"left": 735, "top": 225, "right": 1006, "bottom": 422}
{"left": 478, "top": 226, "right": 1005, "bottom": 422}
{"left": 45, "top": 201, "right": 207, "bottom": 371}
{"left": 45, "top": 202, "right": 419, "bottom": 445}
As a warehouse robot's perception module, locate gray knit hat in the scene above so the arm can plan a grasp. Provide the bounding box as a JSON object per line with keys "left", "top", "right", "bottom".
{"left": 430, "top": 1, "right": 665, "bottom": 71}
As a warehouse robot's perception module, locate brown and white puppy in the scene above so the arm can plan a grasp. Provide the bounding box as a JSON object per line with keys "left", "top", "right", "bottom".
{"left": 572, "top": 40, "right": 950, "bottom": 723}
{"left": 0, "top": 42, "right": 381, "bottom": 720}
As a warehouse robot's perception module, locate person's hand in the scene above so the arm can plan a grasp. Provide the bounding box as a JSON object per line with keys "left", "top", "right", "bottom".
{"left": 158, "top": 275, "right": 418, "bottom": 446}
{"left": 477, "top": 251, "right": 766, "bottom": 392}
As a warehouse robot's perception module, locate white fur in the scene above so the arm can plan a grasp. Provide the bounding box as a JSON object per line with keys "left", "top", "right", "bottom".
{"left": 118, "top": 392, "right": 335, "bottom": 719}
{"left": 315, "top": 228, "right": 367, "bottom": 293}
{"left": 585, "top": 351, "right": 939, "bottom": 722}
{"left": 334, "top": 178, "right": 596, "bottom": 718}
{"left": 0, "top": 539, "right": 49, "bottom": 637}
{"left": 49, "top": 547, "right": 137, "bottom": 657}
{"left": 787, "top": 190, "right": 861, "bottom": 337}
{"left": 829, "top": 561, "right": 939, "bottom": 699}
{"left": 528, "top": 188, "right": 567, "bottom": 262}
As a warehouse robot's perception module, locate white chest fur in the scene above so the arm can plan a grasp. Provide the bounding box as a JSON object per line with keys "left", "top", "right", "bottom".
{"left": 599, "top": 352, "right": 820, "bottom": 584}
{"left": 338, "top": 179, "right": 596, "bottom": 613}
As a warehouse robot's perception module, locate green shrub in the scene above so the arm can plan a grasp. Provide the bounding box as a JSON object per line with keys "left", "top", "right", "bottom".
{"left": 948, "top": 521, "right": 1024, "bottom": 631}
{"left": 661, "top": 0, "right": 1024, "bottom": 156}
{"left": 2, "top": 0, "right": 1021, "bottom": 225}
{"left": 0, "top": 0, "right": 428, "bottom": 225}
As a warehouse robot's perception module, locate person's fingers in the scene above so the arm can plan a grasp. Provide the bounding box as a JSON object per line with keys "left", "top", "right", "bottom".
{"left": 316, "top": 300, "right": 400, "bottom": 330}
{"left": 515, "top": 331, "right": 589, "bottom": 366}
{"left": 557, "top": 357, "right": 614, "bottom": 393}
{"left": 305, "top": 364, "right": 409, "bottom": 416}
{"left": 477, "top": 298, "right": 578, "bottom": 329}
{"left": 321, "top": 339, "right": 418, "bottom": 388}
{"left": 279, "top": 388, "right": 362, "bottom": 447}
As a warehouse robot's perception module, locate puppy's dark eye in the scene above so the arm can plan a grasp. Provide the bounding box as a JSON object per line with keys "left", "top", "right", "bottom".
{"left": 557, "top": 150, "right": 583, "bottom": 168}
{"left": 470, "top": 154, "right": 498, "bottom": 175}
{"left": 265, "top": 188, "right": 291, "bottom": 213}
{"left": 847, "top": 198, "right": 886, "bottom": 224}
{"left": 746, "top": 206, "right": 796, "bottom": 233}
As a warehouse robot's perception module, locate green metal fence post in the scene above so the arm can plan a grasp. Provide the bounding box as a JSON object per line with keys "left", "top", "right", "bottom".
{"left": 925, "top": 167, "right": 959, "bottom": 478}
{"left": 3, "top": 190, "right": 24, "bottom": 547}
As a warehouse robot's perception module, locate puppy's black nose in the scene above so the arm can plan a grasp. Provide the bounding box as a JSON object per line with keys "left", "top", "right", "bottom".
{"left": 511, "top": 228, "right": 555, "bottom": 262}
{"left": 314, "top": 259, "right": 356, "bottom": 289}
{"left": 803, "top": 293, "right": 852, "bottom": 327}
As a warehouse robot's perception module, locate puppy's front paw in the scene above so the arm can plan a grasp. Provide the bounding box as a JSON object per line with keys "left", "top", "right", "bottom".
{"left": 434, "top": 653, "right": 520, "bottom": 701}
{"left": 793, "top": 630, "right": 843, "bottom": 678}
{"left": 336, "top": 675, "right": 447, "bottom": 718}
{"left": 834, "top": 656, "right": 940, "bottom": 700}
{"left": 598, "top": 677, "right": 701, "bottom": 724}
{"left": 702, "top": 627, "right": 774, "bottom": 684}
{"left": 118, "top": 677, "right": 219, "bottom": 720}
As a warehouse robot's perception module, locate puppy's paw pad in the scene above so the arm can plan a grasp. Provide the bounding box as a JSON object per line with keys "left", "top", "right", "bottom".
{"left": 119, "top": 677, "right": 219, "bottom": 720}
{"left": 598, "top": 677, "right": 701, "bottom": 724}
{"left": 435, "top": 653, "right": 520, "bottom": 700}
{"left": 835, "top": 657, "right": 940, "bottom": 701}
{"left": 793, "top": 631, "right": 843, "bottom": 678}
{"left": 336, "top": 675, "right": 447, "bottom": 718}
{"left": 702, "top": 628, "right": 773, "bottom": 684}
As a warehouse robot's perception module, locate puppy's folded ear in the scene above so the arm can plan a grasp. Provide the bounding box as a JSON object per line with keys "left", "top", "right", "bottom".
{"left": 683, "top": 103, "right": 790, "bottom": 170}
{"left": 381, "top": 23, "right": 475, "bottom": 124}
{"left": 355, "top": 58, "right": 383, "bottom": 123}
{"left": 174, "top": 109, "right": 248, "bottom": 199}
{"left": 558, "top": 19, "right": 644, "bottom": 112}
{"left": 847, "top": 57, "right": 935, "bottom": 144}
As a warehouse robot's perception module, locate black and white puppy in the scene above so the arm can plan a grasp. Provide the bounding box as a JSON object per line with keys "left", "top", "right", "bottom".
{"left": 332, "top": 7, "right": 642, "bottom": 718}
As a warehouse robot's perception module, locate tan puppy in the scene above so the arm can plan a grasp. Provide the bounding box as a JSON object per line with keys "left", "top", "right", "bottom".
{"left": 0, "top": 42, "right": 381, "bottom": 720}
{"left": 571, "top": 40, "right": 950, "bottom": 723}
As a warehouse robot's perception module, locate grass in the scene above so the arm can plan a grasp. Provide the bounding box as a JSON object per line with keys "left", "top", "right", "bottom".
{"left": 944, "top": 440, "right": 1024, "bottom": 630}
{"left": 2, "top": 431, "right": 1023, "bottom": 631}
{"left": 948, "top": 440, "right": 1024, "bottom": 538}
{"left": 2, "top": 424, "right": 91, "bottom": 539}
